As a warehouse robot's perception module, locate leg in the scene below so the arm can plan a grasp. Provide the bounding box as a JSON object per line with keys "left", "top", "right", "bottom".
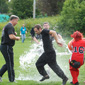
{"left": 23, "top": 34, "right": 26, "bottom": 42}
{"left": 69, "top": 65, "right": 79, "bottom": 84}
{"left": 1, "top": 45, "right": 15, "bottom": 82}
{"left": 7, "top": 46, "right": 15, "bottom": 82}
{"left": 21, "top": 34, "right": 24, "bottom": 43}
{"left": 0, "top": 45, "right": 8, "bottom": 77}
{"left": 0, "top": 64, "right": 7, "bottom": 77}
{"left": 36, "top": 53, "right": 48, "bottom": 77}
{"left": 48, "top": 61, "right": 68, "bottom": 85}
{"left": 48, "top": 61, "right": 67, "bottom": 80}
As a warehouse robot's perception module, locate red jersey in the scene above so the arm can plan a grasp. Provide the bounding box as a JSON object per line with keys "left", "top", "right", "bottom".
{"left": 71, "top": 39, "right": 85, "bottom": 65}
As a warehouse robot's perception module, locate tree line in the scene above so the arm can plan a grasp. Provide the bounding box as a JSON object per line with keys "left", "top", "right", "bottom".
{"left": 0, "top": 0, "right": 85, "bottom": 35}
{"left": 0, "top": 0, "right": 65, "bottom": 18}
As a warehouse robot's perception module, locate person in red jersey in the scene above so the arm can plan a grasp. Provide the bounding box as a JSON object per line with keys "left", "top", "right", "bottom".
{"left": 69, "top": 31, "right": 85, "bottom": 85}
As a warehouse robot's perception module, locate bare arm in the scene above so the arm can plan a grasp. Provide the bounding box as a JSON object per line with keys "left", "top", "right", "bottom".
{"left": 57, "top": 34, "right": 62, "bottom": 39}
{"left": 49, "top": 30, "right": 62, "bottom": 46}
{"left": 9, "top": 34, "right": 20, "bottom": 41}
{"left": 33, "top": 37, "right": 39, "bottom": 44}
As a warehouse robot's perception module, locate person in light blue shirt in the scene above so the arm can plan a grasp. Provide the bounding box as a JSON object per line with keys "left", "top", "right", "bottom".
{"left": 20, "top": 24, "right": 27, "bottom": 43}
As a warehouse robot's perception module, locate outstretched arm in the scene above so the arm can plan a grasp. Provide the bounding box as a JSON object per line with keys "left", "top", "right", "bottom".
{"left": 33, "top": 37, "right": 39, "bottom": 44}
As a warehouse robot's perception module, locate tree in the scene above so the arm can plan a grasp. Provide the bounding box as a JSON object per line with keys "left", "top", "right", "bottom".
{"left": 11, "top": 0, "right": 33, "bottom": 19}
{"left": 0, "top": 0, "right": 9, "bottom": 13}
{"left": 36, "top": 0, "right": 65, "bottom": 16}
{"left": 57, "top": 0, "right": 85, "bottom": 35}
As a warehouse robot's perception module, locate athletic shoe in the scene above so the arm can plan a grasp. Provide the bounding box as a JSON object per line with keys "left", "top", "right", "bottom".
{"left": 0, "top": 77, "right": 2, "bottom": 82}
{"left": 70, "top": 81, "right": 73, "bottom": 84}
{"left": 40, "top": 75, "right": 49, "bottom": 81}
{"left": 75, "top": 82, "right": 79, "bottom": 85}
{"left": 62, "top": 77, "right": 68, "bottom": 85}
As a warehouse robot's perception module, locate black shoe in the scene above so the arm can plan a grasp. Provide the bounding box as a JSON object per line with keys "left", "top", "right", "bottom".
{"left": 75, "top": 82, "right": 79, "bottom": 85}
{"left": 40, "top": 75, "right": 49, "bottom": 81}
{"left": 70, "top": 81, "right": 73, "bottom": 84}
{"left": 62, "top": 77, "right": 68, "bottom": 85}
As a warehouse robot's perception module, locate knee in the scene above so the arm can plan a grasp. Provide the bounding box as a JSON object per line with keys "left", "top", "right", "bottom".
{"left": 35, "top": 62, "right": 38, "bottom": 67}
{"left": 36, "top": 61, "right": 42, "bottom": 68}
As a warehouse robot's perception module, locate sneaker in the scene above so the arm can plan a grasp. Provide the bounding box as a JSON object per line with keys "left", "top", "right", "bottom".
{"left": 70, "top": 81, "right": 73, "bottom": 84}
{"left": 40, "top": 75, "right": 49, "bottom": 81}
{"left": 0, "top": 77, "right": 2, "bottom": 82}
{"left": 75, "top": 82, "right": 79, "bottom": 85}
{"left": 62, "top": 77, "right": 68, "bottom": 85}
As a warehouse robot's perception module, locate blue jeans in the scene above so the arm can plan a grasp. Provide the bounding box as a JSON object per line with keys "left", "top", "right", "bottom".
{"left": 21, "top": 34, "right": 26, "bottom": 43}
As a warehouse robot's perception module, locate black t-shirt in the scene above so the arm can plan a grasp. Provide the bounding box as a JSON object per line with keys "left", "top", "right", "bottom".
{"left": 1, "top": 23, "right": 15, "bottom": 46}
{"left": 41, "top": 29, "right": 54, "bottom": 53}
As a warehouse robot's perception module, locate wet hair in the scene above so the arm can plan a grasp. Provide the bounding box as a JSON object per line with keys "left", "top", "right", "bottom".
{"left": 71, "top": 31, "right": 83, "bottom": 41}
{"left": 43, "top": 22, "right": 49, "bottom": 25}
{"left": 34, "top": 24, "right": 42, "bottom": 30}
{"left": 10, "top": 15, "right": 19, "bottom": 20}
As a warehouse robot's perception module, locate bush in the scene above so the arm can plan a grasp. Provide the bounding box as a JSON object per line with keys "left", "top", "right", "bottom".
{"left": 0, "top": 16, "right": 60, "bottom": 37}
{"left": 57, "top": 0, "right": 85, "bottom": 36}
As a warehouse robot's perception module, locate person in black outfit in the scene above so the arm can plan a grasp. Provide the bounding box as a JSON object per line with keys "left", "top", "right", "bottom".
{"left": 34, "top": 24, "right": 68, "bottom": 85}
{"left": 30, "top": 27, "right": 35, "bottom": 38}
{"left": 0, "top": 15, "right": 20, "bottom": 82}
{"left": 30, "top": 27, "right": 40, "bottom": 44}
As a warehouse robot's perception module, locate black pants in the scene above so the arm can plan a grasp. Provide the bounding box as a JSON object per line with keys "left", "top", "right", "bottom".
{"left": 0, "top": 45, "right": 15, "bottom": 82}
{"left": 36, "top": 51, "right": 67, "bottom": 80}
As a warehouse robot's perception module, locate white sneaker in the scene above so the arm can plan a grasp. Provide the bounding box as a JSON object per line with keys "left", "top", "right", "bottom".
{"left": 0, "top": 77, "right": 2, "bottom": 82}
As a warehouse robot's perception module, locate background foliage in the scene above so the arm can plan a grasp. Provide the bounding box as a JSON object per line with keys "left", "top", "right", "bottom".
{"left": 0, "top": 0, "right": 9, "bottom": 13}
{"left": 0, "top": 0, "right": 85, "bottom": 36}
{"left": 57, "top": 0, "right": 85, "bottom": 35}
{"left": 37, "top": 0, "right": 65, "bottom": 16}
{"left": 11, "top": 0, "right": 33, "bottom": 19}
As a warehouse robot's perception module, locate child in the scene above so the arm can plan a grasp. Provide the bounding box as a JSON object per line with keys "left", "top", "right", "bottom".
{"left": 69, "top": 31, "right": 85, "bottom": 85}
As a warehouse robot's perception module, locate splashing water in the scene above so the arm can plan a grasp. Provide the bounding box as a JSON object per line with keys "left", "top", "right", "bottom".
{"left": 16, "top": 39, "right": 72, "bottom": 81}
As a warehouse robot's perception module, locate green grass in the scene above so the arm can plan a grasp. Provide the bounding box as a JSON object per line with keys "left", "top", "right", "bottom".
{"left": 0, "top": 37, "right": 85, "bottom": 85}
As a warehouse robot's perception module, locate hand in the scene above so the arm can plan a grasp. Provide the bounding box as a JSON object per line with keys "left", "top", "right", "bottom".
{"left": 37, "top": 42, "right": 40, "bottom": 44}
{"left": 57, "top": 42, "right": 63, "bottom": 47}
{"left": 15, "top": 32, "right": 17, "bottom": 35}
{"left": 16, "top": 37, "right": 20, "bottom": 41}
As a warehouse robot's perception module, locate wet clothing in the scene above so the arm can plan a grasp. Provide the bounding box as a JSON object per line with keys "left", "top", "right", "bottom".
{"left": 36, "top": 29, "right": 67, "bottom": 80}
{"left": 0, "top": 23, "right": 15, "bottom": 82}
{"left": 69, "top": 39, "right": 85, "bottom": 84}
{"left": 41, "top": 29, "right": 54, "bottom": 53}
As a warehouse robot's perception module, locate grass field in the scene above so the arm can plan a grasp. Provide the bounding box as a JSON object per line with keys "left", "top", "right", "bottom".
{"left": 0, "top": 37, "right": 85, "bottom": 85}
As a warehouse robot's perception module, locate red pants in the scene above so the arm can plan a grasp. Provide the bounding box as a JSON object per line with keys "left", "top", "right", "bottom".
{"left": 69, "top": 60, "right": 83, "bottom": 84}
{"left": 69, "top": 65, "right": 79, "bottom": 84}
